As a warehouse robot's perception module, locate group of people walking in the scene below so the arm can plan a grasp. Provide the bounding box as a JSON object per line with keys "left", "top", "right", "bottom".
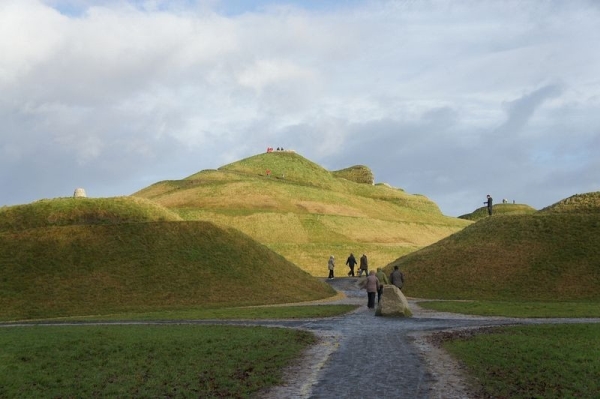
{"left": 344, "top": 253, "right": 369, "bottom": 277}
{"left": 327, "top": 253, "right": 368, "bottom": 279}
{"left": 327, "top": 253, "right": 405, "bottom": 309}
{"left": 363, "top": 266, "right": 405, "bottom": 308}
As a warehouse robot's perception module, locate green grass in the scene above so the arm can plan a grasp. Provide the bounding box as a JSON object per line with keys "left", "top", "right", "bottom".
{"left": 134, "top": 151, "right": 469, "bottom": 276}
{"left": 417, "top": 300, "right": 600, "bottom": 318}
{"left": 7, "top": 305, "right": 358, "bottom": 323}
{"left": 331, "top": 165, "right": 374, "bottom": 184}
{"left": 0, "top": 325, "right": 314, "bottom": 398}
{"left": 391, "top": 211, "right": 600, "bottom": 301}
{"left": 0, "top": 197, "right": 182, "bottom": 231}
{"left": 458, "top": 203, "right": 536, "bottom": 221}
{"left": 0, "top": 220, "right": 335, "bottom": 321}
{"left": 443, "top": 324, "right": 600, "bottom": 398}
{"left": 540, "top": 192, "right": 600, "bottom": 214}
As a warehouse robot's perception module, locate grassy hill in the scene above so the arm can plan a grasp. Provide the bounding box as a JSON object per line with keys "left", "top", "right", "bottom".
{"left": 134, "top": 151, "right": 470, "bottom": 276}
{"left": 539, "top": 192, "right": 600, "bottom": 214}
{"left": 0, "top": 198, "right": 335, "bottom": 321}
{"left": 458, "top": 203, "right": 537, "bottom": 221}
{"left": 0, "top": 196, "right": 183, "bottom": 230}
{"left": 389, "top": 191, "right": 600, "bottom": 301}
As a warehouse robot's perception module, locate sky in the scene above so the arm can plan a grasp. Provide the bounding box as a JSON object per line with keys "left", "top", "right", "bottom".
{"left": 1, "top": 0, "right": 599, "bottom": 217}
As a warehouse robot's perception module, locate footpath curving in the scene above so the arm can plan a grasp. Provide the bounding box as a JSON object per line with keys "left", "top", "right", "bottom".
{"left": 258, "top": 277, "right": 600, "bottom": 399}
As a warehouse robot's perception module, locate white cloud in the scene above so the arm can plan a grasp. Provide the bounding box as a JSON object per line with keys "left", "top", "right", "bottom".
{"left": 1, "top": 0, "right": 599, "bottom": 216}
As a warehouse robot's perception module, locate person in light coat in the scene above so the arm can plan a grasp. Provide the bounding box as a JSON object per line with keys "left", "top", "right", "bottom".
{"left": 327, "top": 255, "right": 335, "bottom": 279}
{"left": 365, "top": 270, "right": 380, "bottom": 309}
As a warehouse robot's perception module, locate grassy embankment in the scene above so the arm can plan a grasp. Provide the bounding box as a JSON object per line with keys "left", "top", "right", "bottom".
{"left": 396, "top": 192, "right": 600, "bottom": 398}
{"left": 134, "top": 151, "right": 470, "bottom": 276}
{"left": 0, "top": 196, "right": 350, "bottom": 396}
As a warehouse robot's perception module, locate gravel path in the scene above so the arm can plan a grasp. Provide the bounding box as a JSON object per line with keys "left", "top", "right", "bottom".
{"left": 255, "top": 278, "right": 600, "bottom": 399}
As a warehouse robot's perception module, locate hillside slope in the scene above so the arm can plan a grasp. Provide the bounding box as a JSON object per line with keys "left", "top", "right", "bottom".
{"left": 389, "top": 191, "right": 600, "bottom": 301}
{"left": 0, "top": 199, "right": 335, "bottom": 321}
{"left": 134, "top": 151, "right": 470, "bottom": 275}
{"left": 458, "top": 203, "right": 536, "bottom": 221}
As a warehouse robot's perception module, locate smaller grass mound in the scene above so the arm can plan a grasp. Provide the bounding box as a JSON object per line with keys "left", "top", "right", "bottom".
{"left": 0, "top": 221, "right": 336, "bottom": 321}
{"left": 332, "top": 165, "right": 374, "bottom": 184}
{"left": 539, "top": 191, "right": 600, "bottom": 214}
{"left": 0, "top": 197, "right": 182, "bottom": 231}
{"left": 387, "top": 212, "right": 600, "bottom": 301}
{"left": 459, "top": 203, "right": 536, "bottom": 221}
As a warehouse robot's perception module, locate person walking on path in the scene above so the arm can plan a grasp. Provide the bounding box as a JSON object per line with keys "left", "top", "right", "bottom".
{"left": 365, "top": 270, "right": 380, "bottom": 309}
{"left": 358, "top": 253, "right": 368, "bottom": 277}
{"left": 375, "top": 268, "right": 389, "bottom": 303}
{"left": 390, "top": 266, "right": 404, "bottom": 290}
{"left": 345, "top": 253, "right": 357, "bottom": 276}
{"left": 484, "top": 194, "right": 493, "bottom": 216}
{"left": 327, "top": 255, "right": 335, "bottom": 279}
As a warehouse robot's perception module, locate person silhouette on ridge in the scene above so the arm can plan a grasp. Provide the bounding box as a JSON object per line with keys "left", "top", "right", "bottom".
{"left": 484, "top": 194, "right": 493, "bottom": 216}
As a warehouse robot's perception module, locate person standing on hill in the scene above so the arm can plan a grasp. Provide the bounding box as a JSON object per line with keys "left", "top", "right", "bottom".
{"left": 358, "top": 253, "right": 368, "bottom": 277}
{"left": 346, "top": 253, "right": 357, "bottom": 276}
{"left": 484, "top": 194, "right": 493, "bottom": 216}
{"left": 390, "top": 266, "right": 404, "bottom": 290}
{"left": 375, "top": 268, "right": 389, "bottom": 303}
{"left": 327, "top": 255, "right": 335, "bottom": 279}
{"left": 365, "top": 270, "right": 380, "bottom": 309}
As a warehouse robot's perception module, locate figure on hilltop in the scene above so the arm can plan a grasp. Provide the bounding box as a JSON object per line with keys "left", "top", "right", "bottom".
{"left": 484, "top": 194, "right": 493, "bottom": 216}
{"left": 346, "top": 253, "right": 357, "bottom": 277}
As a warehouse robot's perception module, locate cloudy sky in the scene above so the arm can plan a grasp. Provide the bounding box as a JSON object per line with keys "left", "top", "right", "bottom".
{"left": 1, "top": 0, "right": 599, "bottom": 217}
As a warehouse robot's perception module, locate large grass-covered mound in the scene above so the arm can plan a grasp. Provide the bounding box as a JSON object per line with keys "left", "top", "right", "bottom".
{"left": 0, "top": 199, "right": 335, "bottom": 321}
{"left": 389, "top": 191, "right": 600, "bottom": 301}
{"left": 134, "top": 151, "right": 470, "bottom": 275}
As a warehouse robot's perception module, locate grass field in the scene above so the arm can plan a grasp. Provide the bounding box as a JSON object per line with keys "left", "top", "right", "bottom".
{"left": 418, "top": 300, "right": 600, "bottom": 318}
{"left": 0, "top": 325, "right": 315, "bottom": 398}
{"left": 443, "top": 323, "right": 600, "bottom": 398}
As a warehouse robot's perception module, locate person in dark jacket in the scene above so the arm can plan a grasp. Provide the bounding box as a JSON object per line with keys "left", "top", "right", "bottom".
{"left": 484, "top": 194, "right": 493, "bottom": 216}
{"left": 358, "top": 254, "right": 368, "bottom": 277}
{"left": 390, "top": 266, "right": 404, "bottom": 290}
{"left": 346, "top": 253, "right": 357, "bottom": 276}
